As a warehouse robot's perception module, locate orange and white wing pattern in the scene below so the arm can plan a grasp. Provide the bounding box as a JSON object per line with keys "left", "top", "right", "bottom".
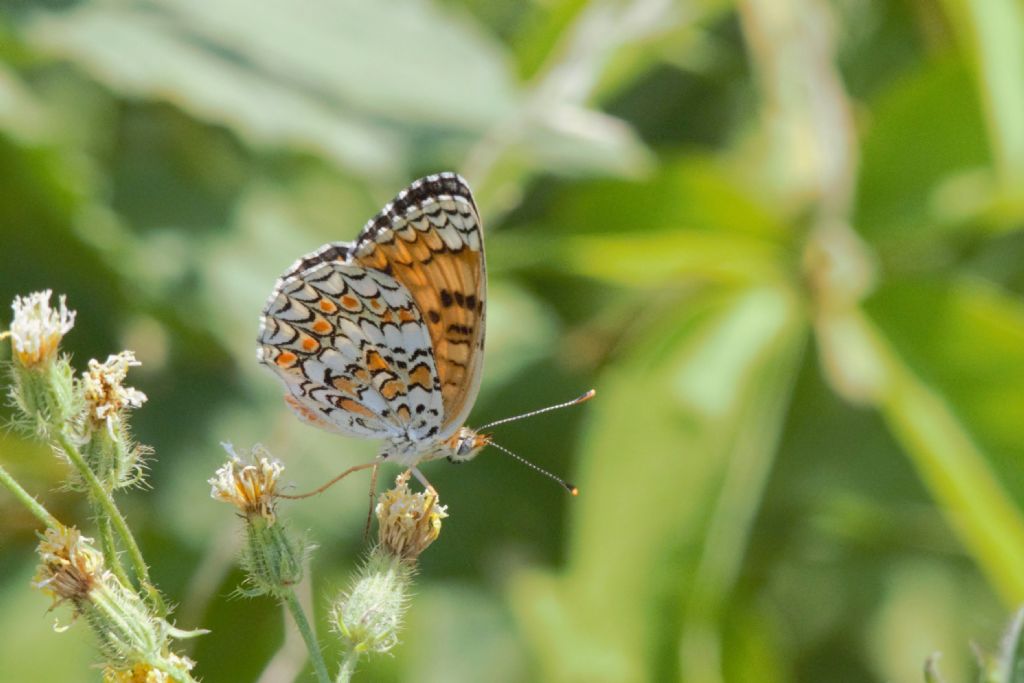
{"left": 258, "top": 261, "right": 444, "bottom": 443}
{"left": 350, "top": 173, "right": 485, "bottom": 440}
{"left": 257, "top": 173, "right": 485, "bottom": 461}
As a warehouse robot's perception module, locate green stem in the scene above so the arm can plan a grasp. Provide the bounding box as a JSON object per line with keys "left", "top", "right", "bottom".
{"left": 336, "top": 651, "right": 359, "bottom": 683}
{"left": 283, "top": 590, "right": 331, "bottom": 683}
{"left": 95, "top": 506, "right": 134, "bottom": 597}
{"left": 0, "top": 462, "right": 60, "bottom": 528}
{"left": 53, "top": 429, "right": 168, "bottom": 616}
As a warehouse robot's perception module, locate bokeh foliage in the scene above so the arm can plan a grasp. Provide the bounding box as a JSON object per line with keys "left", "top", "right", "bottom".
{"left": 1, "top": 0, "right": 1023, "bottom": 681}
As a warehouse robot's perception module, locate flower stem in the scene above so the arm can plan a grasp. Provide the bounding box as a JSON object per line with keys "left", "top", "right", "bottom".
{"left": 0, "top": 462, "right": 59, "bottom": 528}
{"left": 53, "top": 429, "right": 168, "bottom": 616}
{"left": 336, "top": 651, "right": 359, "bottom": 683}
{"left": 95, "top": 505, "right": 134, "bottom": 598}
{"left": 283, "top": 589, "right": 330, "bottom": 683}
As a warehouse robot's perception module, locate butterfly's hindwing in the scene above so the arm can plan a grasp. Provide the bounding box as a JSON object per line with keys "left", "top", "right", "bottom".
{"left": 259, "top": 261, "right": 444, "bottom": 442}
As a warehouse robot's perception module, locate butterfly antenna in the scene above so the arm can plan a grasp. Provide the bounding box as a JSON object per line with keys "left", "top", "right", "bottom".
{"left": 477, "top": 389, "right": 596, "bottom": 431}
{"left": 488, "top": 440, "right": 578, "bottom": 496}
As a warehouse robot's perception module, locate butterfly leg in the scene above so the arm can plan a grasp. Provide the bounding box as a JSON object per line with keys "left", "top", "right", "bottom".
{"left": 408, "top": 466, "right": 436, "bottom": 494}
{"left": 363, "top": 462, "right": 380, "bottom": 542}
{"left": 278, "top": 460, "right": 377, "bottom": 499}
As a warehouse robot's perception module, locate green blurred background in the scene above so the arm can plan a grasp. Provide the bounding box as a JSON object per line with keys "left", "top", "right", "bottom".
{"left": 2, "top": 0, "right": 1024, "bottom": 681}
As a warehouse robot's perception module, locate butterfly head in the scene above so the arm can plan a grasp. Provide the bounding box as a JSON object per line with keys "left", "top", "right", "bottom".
{"left": 448, "top": 390, "right": 596, "bottom": 495}
{"left": 445, "top": 427, "right": 492, "bottom": 464}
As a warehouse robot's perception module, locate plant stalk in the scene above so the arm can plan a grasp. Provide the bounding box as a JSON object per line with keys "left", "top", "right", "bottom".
{"left": 53, "top": 429, "right": 168, "bottom": 616}
{"left": 0, "top": 461, "right": 59, "bottom": 528}
{"left": 336, "top": 651, "right": 359, "bottom": 683}
{"left": 283, "top": 589, "right": 331, "bottom": 683}
{"left": 95, "top": 507, "right": 134, "bottom": 599}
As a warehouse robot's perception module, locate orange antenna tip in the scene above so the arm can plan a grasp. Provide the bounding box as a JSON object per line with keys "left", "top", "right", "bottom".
{"left": 477, "top": 388, "right": 598, "bottom": 431}
{"left": 488, "top": 441, "right": 577, "bottom": 496}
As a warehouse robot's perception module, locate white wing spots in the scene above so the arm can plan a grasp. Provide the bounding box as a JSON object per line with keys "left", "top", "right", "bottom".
{"left": 322, "top": 338, "right": 359, "bottom": 365}
{"left": 259, "top": 255, "right": 445, "bottom": 445}
{"left": 346, "top": 273, "right": 382, "bottom": 298}
{"left": 309, "top": 271, "right": 346, "bottom": 297}
{"left": 464, "top": 222, "right": 481, "bottom": 251}
{"left": 436, "top": 223, "right": 462, "bottom": 250}
{"left": 382, "top": 324, "right": 405, "bottom": 352}
{"left": 337, "top": 317, "right": 364, "bottom": 347}
{"left": 378, "top": 283, "right": 411, "bottom": 309}
{"left": 396, "top": 224, "right": 418, "bottom": 242}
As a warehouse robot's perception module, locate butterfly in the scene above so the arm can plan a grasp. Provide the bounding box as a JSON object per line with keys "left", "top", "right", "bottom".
{"left": 257, "top": 173, "right": 589, "bottom": 493}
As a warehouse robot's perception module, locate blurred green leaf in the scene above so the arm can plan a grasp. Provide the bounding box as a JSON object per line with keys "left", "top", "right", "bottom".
{"left": 496, "top": 229, "right": 786, "bottom": 287}
{"left": 866, "top": 279, "right": 1024, "bottom": 501}
{"left": 519, "top": 107, "right": 652, "bottom": 178}
{"left": 509, "top": 284, "right": 803, "bottom": 682}
{"left": 0, "top": 63, "right": 51, "bottom": 143}
{"left": 855, "top": 59, "right": 990, "bottom": 245}
{"left": 940, "top": 0, "right": 1024, "bottom": 188}
{"left": 532, "top": 156, "right": 787, "bottom": 238}
{"left": 491, "top": 157, "right": 788, "bottom": 286}
{"left": 24, "top": 0, "right": 404, "bottom": 175}
{"left": 829, "top": 295, "right": 1024, "bottom": 604}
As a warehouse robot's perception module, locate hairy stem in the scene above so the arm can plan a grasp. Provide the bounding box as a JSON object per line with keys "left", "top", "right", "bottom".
{"left": 336, "top": 651, "right": 359, "bottom": 683}
{"left": 95, "top": 505, "right": 134, "bottom": 599}
{"left": 0, "top": 462, "right": 59, "bottom": 528}
{"left": 53, "top": 429, "right": 168, "bottom": 616}
{"left": 283, "top": 590, "right": 330, "bottom": 683}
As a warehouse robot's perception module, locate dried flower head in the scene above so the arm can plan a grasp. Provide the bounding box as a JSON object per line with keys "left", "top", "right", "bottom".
{"left": 102, "top": 652, "right": 195, "bottom": 683}
{"left": 6, "top": 290, "right": 76, "bottom": 368}
{"left": 82, "top": 351, "right": 147, "bottom": 434}
{"left": 209, "top": 443, "right": 284, "bottom": 523}
{"left": 103, "top": 663, "right": 171, "bottom": 683}
{"left": 33, "top": 525, "right": 106, "bottom": 608}
{"left": 376, "top": 472, "right": 448, "bottom": 561}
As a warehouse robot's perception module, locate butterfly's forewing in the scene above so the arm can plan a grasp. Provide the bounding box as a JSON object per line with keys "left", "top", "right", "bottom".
{"left": 352, "top": 173, "right": 486, "bottom": 438}
{"left": 258, "top": 260, "right": 444, "bottom": 442}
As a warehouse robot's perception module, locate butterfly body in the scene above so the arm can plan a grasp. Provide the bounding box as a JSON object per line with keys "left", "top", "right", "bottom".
{"left": 258, "top": 173, "right": 488, "bottom": 469}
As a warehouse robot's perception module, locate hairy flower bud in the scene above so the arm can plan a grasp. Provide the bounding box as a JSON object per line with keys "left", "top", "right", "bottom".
{"left": 4, "top": 290, "right": 77, "bottom": 433}
{"left": 331, "top": 549, "right": 411, "bottom": 658}
{"left": 75, "top": 352, "right": 150, "bottom": 491}
{"left": 211, "top": 444, "right": 307, "bottom": 597}
{"left": 331, "top": 474, "right": 448, "bottom": 677}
